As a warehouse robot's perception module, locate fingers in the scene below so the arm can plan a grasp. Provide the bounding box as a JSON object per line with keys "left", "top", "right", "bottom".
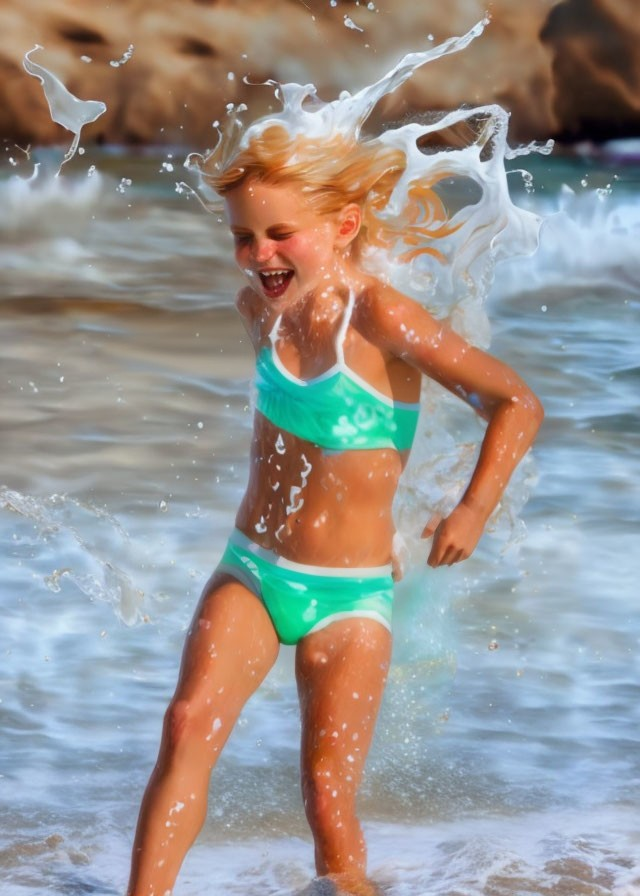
{"left": 421, "top": 513, "right": 442, "bottom": 539}
{"left": 427, "top": 541, "right": 467, "bottom": 568}
{"left": 423, "top": 513, "right": 473, "bottom": 568}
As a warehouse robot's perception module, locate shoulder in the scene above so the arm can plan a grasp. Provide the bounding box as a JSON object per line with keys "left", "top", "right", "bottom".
{"left": 355, "top": 278, "right": 443, "bottom": 355}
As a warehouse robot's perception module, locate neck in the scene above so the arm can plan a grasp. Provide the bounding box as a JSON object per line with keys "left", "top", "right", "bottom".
{"left": 281, "top": 256, "right": 363, "bottom": 330}
{"left": 279, "top": 285, "right": 348, "bottom": 347}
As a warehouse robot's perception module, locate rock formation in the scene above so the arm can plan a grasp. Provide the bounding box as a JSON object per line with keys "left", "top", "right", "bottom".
{"left": 0, "top": 0, "right": 638, "bottom": 153}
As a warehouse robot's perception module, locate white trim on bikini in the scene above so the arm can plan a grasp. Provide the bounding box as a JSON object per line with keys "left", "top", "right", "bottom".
{"left": 229, "top": 528, "right": 393, "bottom": 578}
{"left": 307, "top": 609, "right": 392, "bottom": 635}
{"left": 266, "top": 290, "right": 420, "bottom": 411}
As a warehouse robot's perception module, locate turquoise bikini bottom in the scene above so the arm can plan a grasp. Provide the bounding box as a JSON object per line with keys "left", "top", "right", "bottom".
{"left": 217, "top": 529, "right": 394, "bottom": 645}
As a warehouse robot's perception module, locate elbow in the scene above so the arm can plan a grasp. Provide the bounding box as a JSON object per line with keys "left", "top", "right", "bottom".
{"left": 532, "top": 393, "right": 545, "bottom": 428}
{"left": 522, "top": 391, "right": 544, "bottom": 437}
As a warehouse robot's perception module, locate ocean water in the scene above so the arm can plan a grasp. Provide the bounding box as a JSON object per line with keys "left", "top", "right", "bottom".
{"left": 1, "top": 144, "right": 639, "bottom": 895}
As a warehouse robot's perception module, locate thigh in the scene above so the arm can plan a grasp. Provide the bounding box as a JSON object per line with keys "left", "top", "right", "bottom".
{"left": 295, "top": 619, "right": 392, "bottom": 785}
{"left": 173, "top": 572, "right": 280, "bottom": 714}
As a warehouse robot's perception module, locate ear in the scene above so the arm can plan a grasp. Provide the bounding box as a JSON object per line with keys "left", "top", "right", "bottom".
{"left": 335, "top": 203, "right": 362, "bottom": 248}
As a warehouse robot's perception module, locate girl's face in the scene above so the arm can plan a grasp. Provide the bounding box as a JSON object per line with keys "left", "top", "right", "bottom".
{"left": 224, "top": 178, "right": 357, "bottom": 311}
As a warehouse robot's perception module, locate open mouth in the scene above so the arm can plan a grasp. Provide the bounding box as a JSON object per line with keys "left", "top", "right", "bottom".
{"left": 258, "top": 269, "right": 294, "bottom": 299}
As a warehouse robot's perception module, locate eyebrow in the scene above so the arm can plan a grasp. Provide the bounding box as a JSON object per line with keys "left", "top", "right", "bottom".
{"left": 230, "top": 223, "right": 297, "bottom": 235}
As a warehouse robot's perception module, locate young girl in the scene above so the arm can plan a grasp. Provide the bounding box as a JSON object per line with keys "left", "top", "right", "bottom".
{"left": 126, "top": 46, "right": 544, "bottom": 896}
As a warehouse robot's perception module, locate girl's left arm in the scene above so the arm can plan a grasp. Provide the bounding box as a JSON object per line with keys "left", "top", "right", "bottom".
{"left": 376, "top": 291, "right": 544, "bottom": 567}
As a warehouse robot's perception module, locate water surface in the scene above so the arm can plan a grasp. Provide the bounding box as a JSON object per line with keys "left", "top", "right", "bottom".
{"left": 1, "top": 147, "right": 639, "bottom": 895}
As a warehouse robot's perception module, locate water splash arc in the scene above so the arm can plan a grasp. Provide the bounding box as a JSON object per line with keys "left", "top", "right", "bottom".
{"left": 23, "top": 45, "right": 107, "bottom": 172}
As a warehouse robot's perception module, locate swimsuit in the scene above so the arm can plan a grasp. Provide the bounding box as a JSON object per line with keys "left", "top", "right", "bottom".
{"left": 254, "top": 290, "right": 420, "bottom": 452}
{"left": 218, "top": 529, "right": 394, "bottom": 645}
{"left": 218, "top": 292, "right": 415, "bottom": 643}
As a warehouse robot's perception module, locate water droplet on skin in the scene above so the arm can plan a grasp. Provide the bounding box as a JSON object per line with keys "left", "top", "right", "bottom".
{"left": 286, "top": 486, "right": 304, "bottom": 515}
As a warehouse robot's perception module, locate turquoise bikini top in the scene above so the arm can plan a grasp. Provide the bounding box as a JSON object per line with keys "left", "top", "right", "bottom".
{"left": 254, "top": 294, "right": 420, "bottom": 452}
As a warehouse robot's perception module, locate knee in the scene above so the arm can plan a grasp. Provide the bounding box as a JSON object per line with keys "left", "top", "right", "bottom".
{"left": 163, "top": 696, "right": 224, "bottom": 754}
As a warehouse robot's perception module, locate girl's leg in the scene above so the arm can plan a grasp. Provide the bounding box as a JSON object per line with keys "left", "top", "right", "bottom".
{"left": 295, "top": 618, "right": 391, "bottom": 886}
{"left": 127, "top": 574, "right": 280, "bottom": 896}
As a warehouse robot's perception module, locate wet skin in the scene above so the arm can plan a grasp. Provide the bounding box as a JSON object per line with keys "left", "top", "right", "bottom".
{"left": 228, "top": 178, "right": 543, "bottom": 569}
{"left": 127, "top": 178, "right": 543, "bottom": 896}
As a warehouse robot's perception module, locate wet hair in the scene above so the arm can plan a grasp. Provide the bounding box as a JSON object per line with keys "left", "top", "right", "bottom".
{"left": 191, "top": 122, "right": 458, "bottom": 263}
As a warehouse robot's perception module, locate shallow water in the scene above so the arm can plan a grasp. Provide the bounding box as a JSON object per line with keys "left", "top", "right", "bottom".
{"left": 1, "top": 146, "right": 639, "bottom": 895}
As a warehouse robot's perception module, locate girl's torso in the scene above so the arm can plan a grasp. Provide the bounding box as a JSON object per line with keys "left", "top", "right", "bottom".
{"left": 235, "top": 284, "right": 421, "bottom": 568}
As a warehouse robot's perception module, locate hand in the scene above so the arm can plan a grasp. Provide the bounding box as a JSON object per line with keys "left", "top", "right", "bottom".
{"left": 422, "top": 502, "right": 487, "bottom": 567}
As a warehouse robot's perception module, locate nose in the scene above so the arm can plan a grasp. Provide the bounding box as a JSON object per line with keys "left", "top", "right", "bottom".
{"left": 251, "top": 238, "right": 277, "bottom": 264}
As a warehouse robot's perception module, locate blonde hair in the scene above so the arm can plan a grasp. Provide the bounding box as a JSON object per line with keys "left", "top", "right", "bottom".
{"left": 192, "top": 122, "right": 459, "bottom": 263}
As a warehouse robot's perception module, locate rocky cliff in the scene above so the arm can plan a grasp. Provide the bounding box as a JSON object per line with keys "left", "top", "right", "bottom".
{"left": 1, "top": 0, "right": 639, "bottom": 152}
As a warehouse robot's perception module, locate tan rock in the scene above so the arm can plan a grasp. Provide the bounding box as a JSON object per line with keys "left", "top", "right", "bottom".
{"left": 0, "top": 0, "right": 638, "bottom": 153}
{"left": 541, "top": 0, "right": 640, "bottom": 140}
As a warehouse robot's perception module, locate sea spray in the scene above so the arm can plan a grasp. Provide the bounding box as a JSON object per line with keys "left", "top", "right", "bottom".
{"left": 1, "top": 487, "right": 144, "bottom": 625}
{"left": 23, "top": 45, "right": 107, "bottom": 174}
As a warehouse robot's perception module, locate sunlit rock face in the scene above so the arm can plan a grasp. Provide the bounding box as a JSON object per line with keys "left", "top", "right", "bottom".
{"left": 0, "top": 0, "right": 638, "bottom": 149}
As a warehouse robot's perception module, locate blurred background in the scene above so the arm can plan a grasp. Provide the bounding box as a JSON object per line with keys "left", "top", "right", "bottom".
{"left": 2, "top": 0, "right": 640, "bottom": 151}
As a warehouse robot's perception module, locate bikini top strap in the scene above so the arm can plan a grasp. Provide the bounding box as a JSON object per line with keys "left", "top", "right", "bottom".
{"left": 334, "top": 288, "right": 356, "bottom": 367}
{"left": 268, "top": 313, "right": 283, "bottom": 347}
{"left": 267, "top": 290, "right": 355, "bottom": 365}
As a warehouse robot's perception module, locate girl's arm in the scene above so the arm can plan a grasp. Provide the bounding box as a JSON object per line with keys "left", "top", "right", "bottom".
{"left": 373, "top": 288, "right": 544, "bottom": 567}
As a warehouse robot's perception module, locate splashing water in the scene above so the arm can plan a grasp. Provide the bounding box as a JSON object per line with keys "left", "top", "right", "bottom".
{"left": 22, "top": 45, "right": 107, "bottom": 173}
{"left": 1, "top": 487, "right": 144, "bottom": 625}
{"left": 187, "top": 17, "right": 550, "bottom": 546}
{"left": 186, "top": 15, "right": 549, "bottom": 342}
